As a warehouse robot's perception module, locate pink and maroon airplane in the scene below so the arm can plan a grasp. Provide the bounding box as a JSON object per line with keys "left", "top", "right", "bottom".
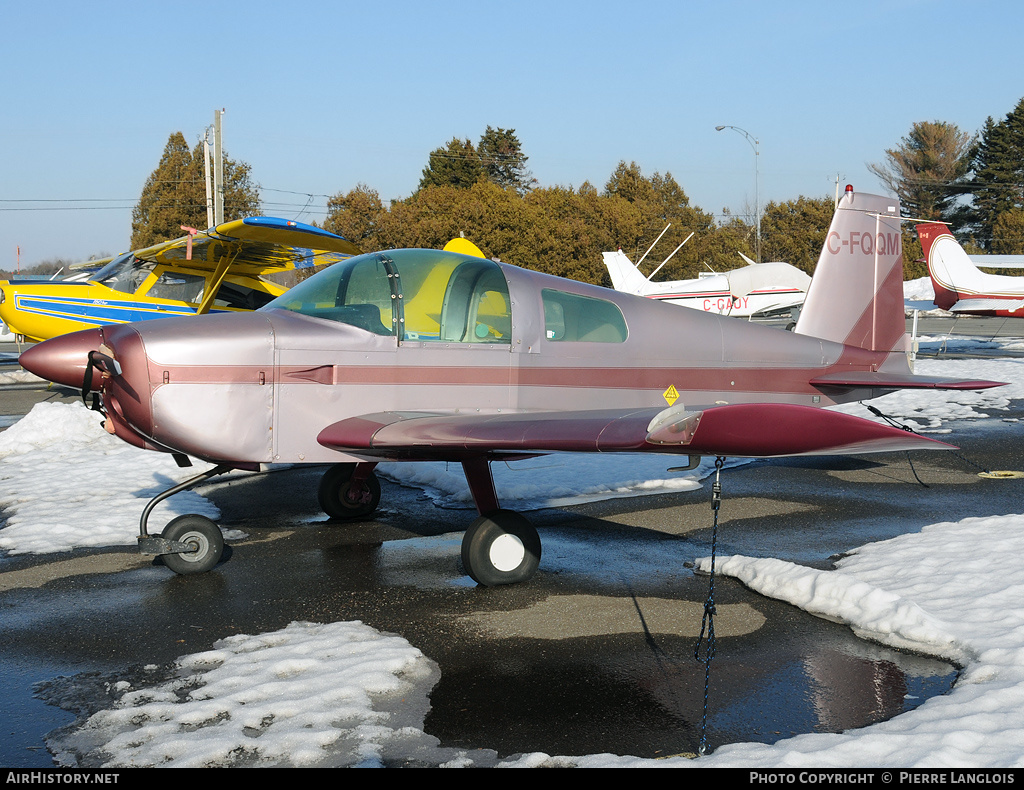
{"left": 21, "top": 187, "right": 1001, "bottom": 584}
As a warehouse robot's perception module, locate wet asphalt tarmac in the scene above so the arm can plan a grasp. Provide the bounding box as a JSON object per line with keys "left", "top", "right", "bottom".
{"left": 1, "top": 322, "right": 1023, "bottom": 767}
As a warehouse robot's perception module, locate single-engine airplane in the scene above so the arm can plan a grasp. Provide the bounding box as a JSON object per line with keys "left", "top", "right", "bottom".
{"left": 919, "top": 222, "right": 1024, "bottom": 317}
{"left": 603, "top": 246, "right": 810, "bottom": 319}
{"left": 0, "top": 217, "right": 361, "bottom": 342}
{"left": 21, "top": 187, "right": 1002, "bottom": 586}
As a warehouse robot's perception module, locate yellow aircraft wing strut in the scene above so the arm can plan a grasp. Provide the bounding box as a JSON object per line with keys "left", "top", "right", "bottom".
{"left": 196, "top": 244, "right": 239, "bottom": 315}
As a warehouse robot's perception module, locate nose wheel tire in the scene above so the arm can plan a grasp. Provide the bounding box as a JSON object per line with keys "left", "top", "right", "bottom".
{"left": 318, "top": 463, "right": 382, "bottom": 520}
{"left": 461, "top": 510, "right": 541, "bottom": 586}
{"left": 160, "top": 515, "right": 224, "bottom": 575}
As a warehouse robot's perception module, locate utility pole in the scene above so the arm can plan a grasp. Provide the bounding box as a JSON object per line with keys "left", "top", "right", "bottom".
{"left": 203, "top": 138, "right": 214, "bottom": 229}
{"left": 715, "top": 125, "right": 760, "bottom": 262}
{"left": 213, "top": 109, "right": 224, "bottom": 226}
{"left": 833, "top": 173, "right": 847, "bottom": 208}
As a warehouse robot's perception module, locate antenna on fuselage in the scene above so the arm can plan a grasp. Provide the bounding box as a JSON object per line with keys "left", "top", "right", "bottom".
{"left": 647, "top": 232, "right": 694, "bottom": 281}
{"left": 636, "top": 224, "right": 671, "bottom": 270}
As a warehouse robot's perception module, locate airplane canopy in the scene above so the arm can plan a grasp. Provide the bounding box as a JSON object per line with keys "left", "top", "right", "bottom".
{"left": 262, "top": 249, "right": 513, "bottom": 343}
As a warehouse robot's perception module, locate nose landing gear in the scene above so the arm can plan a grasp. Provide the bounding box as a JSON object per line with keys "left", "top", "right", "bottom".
{"left": 159, "top": 514, "right": 225, "bottom": 575}
{"left": 137, "top": 464, "right": 231, "bottom": 576}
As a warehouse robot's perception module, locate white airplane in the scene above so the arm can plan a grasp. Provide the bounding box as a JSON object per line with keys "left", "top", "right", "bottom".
{"left": 602, "top": 231, "right": 809, "bottom": 319}
{"left": 919, "top": 222, "right": 1024, "bottom": 316}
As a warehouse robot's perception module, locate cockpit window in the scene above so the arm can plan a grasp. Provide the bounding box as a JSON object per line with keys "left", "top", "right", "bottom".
{"left": 542, "top": 289, "right": 627, "bottom": 342}
{"left": 92, "top": 252, "right": 153, "bottom": 295}
{"left": 261, "top": 254, "right": 396, "bottom": 335}
{"left": 261, "top": 249, "right": 512, "bottom": 344}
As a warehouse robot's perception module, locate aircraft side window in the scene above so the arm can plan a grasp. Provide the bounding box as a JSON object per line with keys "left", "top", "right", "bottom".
{"left": 213, "top": 281, "right": 277, "bottom": 310}
{"left": 145, "top": 271, "right": 206, "bottom": 304}
{"left": 438, "top": 260, "right": 511, "bottom": 344}
{"left": 542, "top": 289, "right": 627, "bottom": 343}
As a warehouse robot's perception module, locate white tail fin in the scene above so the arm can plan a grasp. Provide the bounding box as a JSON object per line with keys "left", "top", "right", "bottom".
{"left": 794, "top": 187, "right": 905, "bottom": 353}
{"left": 602, "top": 250, "right": 652, "bottom": 294}
{"left": 918, "top": 222, "right": 1024, "bottom": 315}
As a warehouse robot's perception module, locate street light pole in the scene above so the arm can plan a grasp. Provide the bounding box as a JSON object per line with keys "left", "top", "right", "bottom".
{"left": 715, "top": 125, "right": 760, "bottom": 262}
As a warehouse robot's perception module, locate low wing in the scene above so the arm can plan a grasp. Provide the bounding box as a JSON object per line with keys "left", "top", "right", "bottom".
{"left": 132, "top": 217, "right": 362, "bottom": 278}
{"left": 317, "top": 402, "right": 955, "bottom": 461}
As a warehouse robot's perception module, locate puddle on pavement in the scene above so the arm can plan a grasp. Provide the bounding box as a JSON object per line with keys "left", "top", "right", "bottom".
{"left": 0, "top": 658, "right": 78, "bottom": 768}
{"left": 423, "top": 596, "right": 956, "bottom": 759}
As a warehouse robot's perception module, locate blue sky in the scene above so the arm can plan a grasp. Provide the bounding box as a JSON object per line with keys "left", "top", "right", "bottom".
{"left": 3, "top": 0, "right": 1022, "bottom": 267}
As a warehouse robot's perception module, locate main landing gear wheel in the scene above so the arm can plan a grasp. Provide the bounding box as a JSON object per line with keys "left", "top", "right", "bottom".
{"left": 461, "top": 509, "right": 541, "bottom": 586}
{"left": 160, "top": 514, "right": 224, "bottom": 575}
{"left": 318, "top": 463, "right": 381, "bottom": 520}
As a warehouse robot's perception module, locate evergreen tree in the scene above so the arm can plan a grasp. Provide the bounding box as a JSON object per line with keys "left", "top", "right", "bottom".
{"left": 603, "top": 161, "right": 656, "bottom": 205}
{"left": 963, "top": 98, "right": 1024, "bottom": 249}
{"left": 603, "top": 162, "right": 722, "bottom": 280}
{"left": 867, "top": 120, "right": 972, "bottom": 223}
{"left": 324, "top": 161, "right": 759, "bottom": 286}
{"left": 322, "top": 184, "right": 384, "bottom": 249}
{"left": 418, "top": 138, "right": 485, "bottom": 191}
{"left": 478, "top": 126, "right": 534, "bottom": 195}
{"left": 992, "top": 208, "right": 1024, "bottom": 254}
{"left": 130, "top": 133, "right": 260, "bottom": 249}
{"left": 759, "top": 196, "right": 835, "bottom": 274}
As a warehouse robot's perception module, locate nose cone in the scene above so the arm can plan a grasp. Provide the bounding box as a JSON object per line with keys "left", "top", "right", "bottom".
{"left": 19, "top": 328, "right": 104, "bottom": 389}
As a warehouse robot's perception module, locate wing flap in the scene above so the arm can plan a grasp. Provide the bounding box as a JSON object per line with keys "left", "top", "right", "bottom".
{"left": 646, "top": 402, "right": 954, "bottom": 457}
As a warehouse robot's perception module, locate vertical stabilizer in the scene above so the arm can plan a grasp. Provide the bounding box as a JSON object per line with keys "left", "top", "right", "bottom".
{"left": 794, "top": 188, "right": 905, "bottom": 353}
{"left": 602, "top": 250, "right": 651, "bottom": 294}
{"left": 917, "top": 222, "right": 969, "bottom": 310}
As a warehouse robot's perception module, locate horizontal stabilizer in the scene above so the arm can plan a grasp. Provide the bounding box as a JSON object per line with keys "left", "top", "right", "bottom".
{"left": 951, "top": 298, "right": 1024, "bottom": 314}
{"left": 809, "top": 371, "right": 1004, "bottom": 391}
{"left": 967, "top": 255, "right": 1024, "bottom": 268}
{"left": 645, "top": 402, "right": 955, "bottom": 457}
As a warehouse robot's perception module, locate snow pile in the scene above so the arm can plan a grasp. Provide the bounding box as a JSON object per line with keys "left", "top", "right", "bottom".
{"left": 0, "top": 401, "right": 219, "bottom": 554}
{"left": 674, "top": 513, "right": 1024, "bottom": 768}
{"left": 48, "top": 621, "right": 449, "bottom": 768}
{"left": 904, "top": 275, "right": 940, "bottom": 307}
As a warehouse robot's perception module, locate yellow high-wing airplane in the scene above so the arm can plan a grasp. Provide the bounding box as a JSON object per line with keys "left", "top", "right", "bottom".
{"left": 0, "top": 217, "right": 362, "bottom": 343}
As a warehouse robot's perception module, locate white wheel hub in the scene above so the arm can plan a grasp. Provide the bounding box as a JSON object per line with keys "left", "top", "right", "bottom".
{"left": 179, "top": 531, "right": 208, "bottom": 561}
{"left": 489, "top": 533, "right": 526, "bottom": 572}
